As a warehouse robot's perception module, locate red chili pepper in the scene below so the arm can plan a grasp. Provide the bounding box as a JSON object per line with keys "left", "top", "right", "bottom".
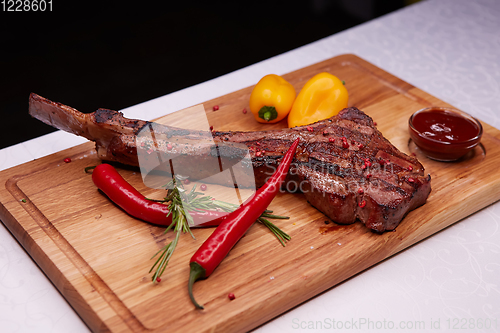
{"left": 91, "top": 164, "right": 226, "bottom": 227}
{"left": 188, "top": 138, "right": 300, "bottom": 309}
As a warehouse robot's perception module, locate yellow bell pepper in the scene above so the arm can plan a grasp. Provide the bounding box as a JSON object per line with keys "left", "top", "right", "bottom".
{"left": 288, "top": 72, "right": 348, "bottom": 128}
{"left": 249, "top": 74, "right": 296, "bottom": 124}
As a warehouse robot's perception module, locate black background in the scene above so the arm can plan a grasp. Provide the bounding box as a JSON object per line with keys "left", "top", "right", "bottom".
{"left": 0, "top": 0, "right": 406, "bottom": 149}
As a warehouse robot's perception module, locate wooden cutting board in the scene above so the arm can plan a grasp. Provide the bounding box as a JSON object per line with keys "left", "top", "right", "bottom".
{"left": 2, "top": 54, "right": 500, "bottom": 332}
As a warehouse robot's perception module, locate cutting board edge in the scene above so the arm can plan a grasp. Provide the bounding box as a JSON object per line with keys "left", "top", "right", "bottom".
{"left": 0, "top": 143, "right": 118, "bottom": 332}
{"left": 0, "top": 196, "right": 111, "bottom": 333}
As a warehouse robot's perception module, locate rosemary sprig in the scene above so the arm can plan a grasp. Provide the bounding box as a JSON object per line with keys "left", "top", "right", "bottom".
{"left": 149, "top": 176, "right": 194, "bottom": 282}
{"left": 148, "top": 176, "right": 291, "bottom": 282}
{"left": 259, "top": 217, "right": 291, "bottom": 247}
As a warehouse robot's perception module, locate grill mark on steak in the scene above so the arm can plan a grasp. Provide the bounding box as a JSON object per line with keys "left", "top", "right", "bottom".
{"left": 29, "top": 93, "right": 431, "bottom": 232}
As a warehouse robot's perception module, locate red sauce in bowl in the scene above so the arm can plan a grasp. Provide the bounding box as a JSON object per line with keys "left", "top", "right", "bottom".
{"left": 409, "top": 107, "right": 482, "bottom": 161}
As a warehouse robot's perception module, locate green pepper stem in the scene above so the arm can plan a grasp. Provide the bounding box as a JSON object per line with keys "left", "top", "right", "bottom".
{"left": 258, "top": 106, "right": 278, "bottom": 122}
{"left": 188, "top": 262, "right": 207, "bottom": 309}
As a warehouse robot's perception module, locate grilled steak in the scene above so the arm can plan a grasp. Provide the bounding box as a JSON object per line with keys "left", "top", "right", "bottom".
{"left": 29, "top": 93, "right": 431, "bottom": 232}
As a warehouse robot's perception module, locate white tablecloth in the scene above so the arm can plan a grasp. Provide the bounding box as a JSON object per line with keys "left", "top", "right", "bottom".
{"left": 1, "top": 0, "right": 499, "bottom": 331}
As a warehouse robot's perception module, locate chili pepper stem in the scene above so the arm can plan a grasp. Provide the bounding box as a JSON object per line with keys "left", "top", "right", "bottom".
{"left": 188, "top": 262, "right": 206, "bottom": 309}
{"left": 145, "top": 198, "right": 169, "bottom": 203}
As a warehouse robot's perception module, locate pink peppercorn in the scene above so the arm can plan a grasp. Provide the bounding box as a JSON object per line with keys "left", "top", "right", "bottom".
{"left": 200, "top": 184, "right": 207, "bottom": 191}
{"left": 359, "top": 200, "right": 366, "bottom": 208}
{"left": 64, "top": 158, "right": 71, "bottom": 163}
{"left": 357, "top": 143, "right": 364, "bottom": 149}
{"left": 242, "top": 108, "right": 247, "bottom": 114}
{"left": 228, "top": 293, "right": 236, "bottom": 300}
{"left": 343, "top": 141, "right": 349, "bottom": 149}
{"left": 408, "top": 166, "right": 413, "bottom": 171}
{"left": 408, "top": 177, "right": 415, "bottom": 183}
{"left": 358, "top": 188, "right": 364, "bottom": 194}
{"left": 213, "top": 105, "right": 219, "bottom": 111}
{"left": 307, "top": 126, "right": 313, "bottom": 132}
{"left": 167, "top": 144, "right": 173, "bottom": 150}
{"left": 184, "top": 179, "right": 191, "bottom": 185}
{"left": 156, "top": 277, "right": 161, "bottom": 283}
{"left": 329, "top": 137, "right": 335, "bottom": 143}
{"left": 256, "top": 151, "right": 262, "bottom": 157}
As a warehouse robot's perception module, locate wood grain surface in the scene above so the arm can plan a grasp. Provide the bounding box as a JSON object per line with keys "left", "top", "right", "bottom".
{"left": 2, "top": 54, "right": 500, "bottom": 332}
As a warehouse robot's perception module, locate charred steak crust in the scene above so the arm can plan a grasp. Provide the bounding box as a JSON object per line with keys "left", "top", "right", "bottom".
{"left": 29, "top": 94, "right": 431, "bottom": 232}
{"left": 217, "top": 107, "right": 431, "bottom": 232}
